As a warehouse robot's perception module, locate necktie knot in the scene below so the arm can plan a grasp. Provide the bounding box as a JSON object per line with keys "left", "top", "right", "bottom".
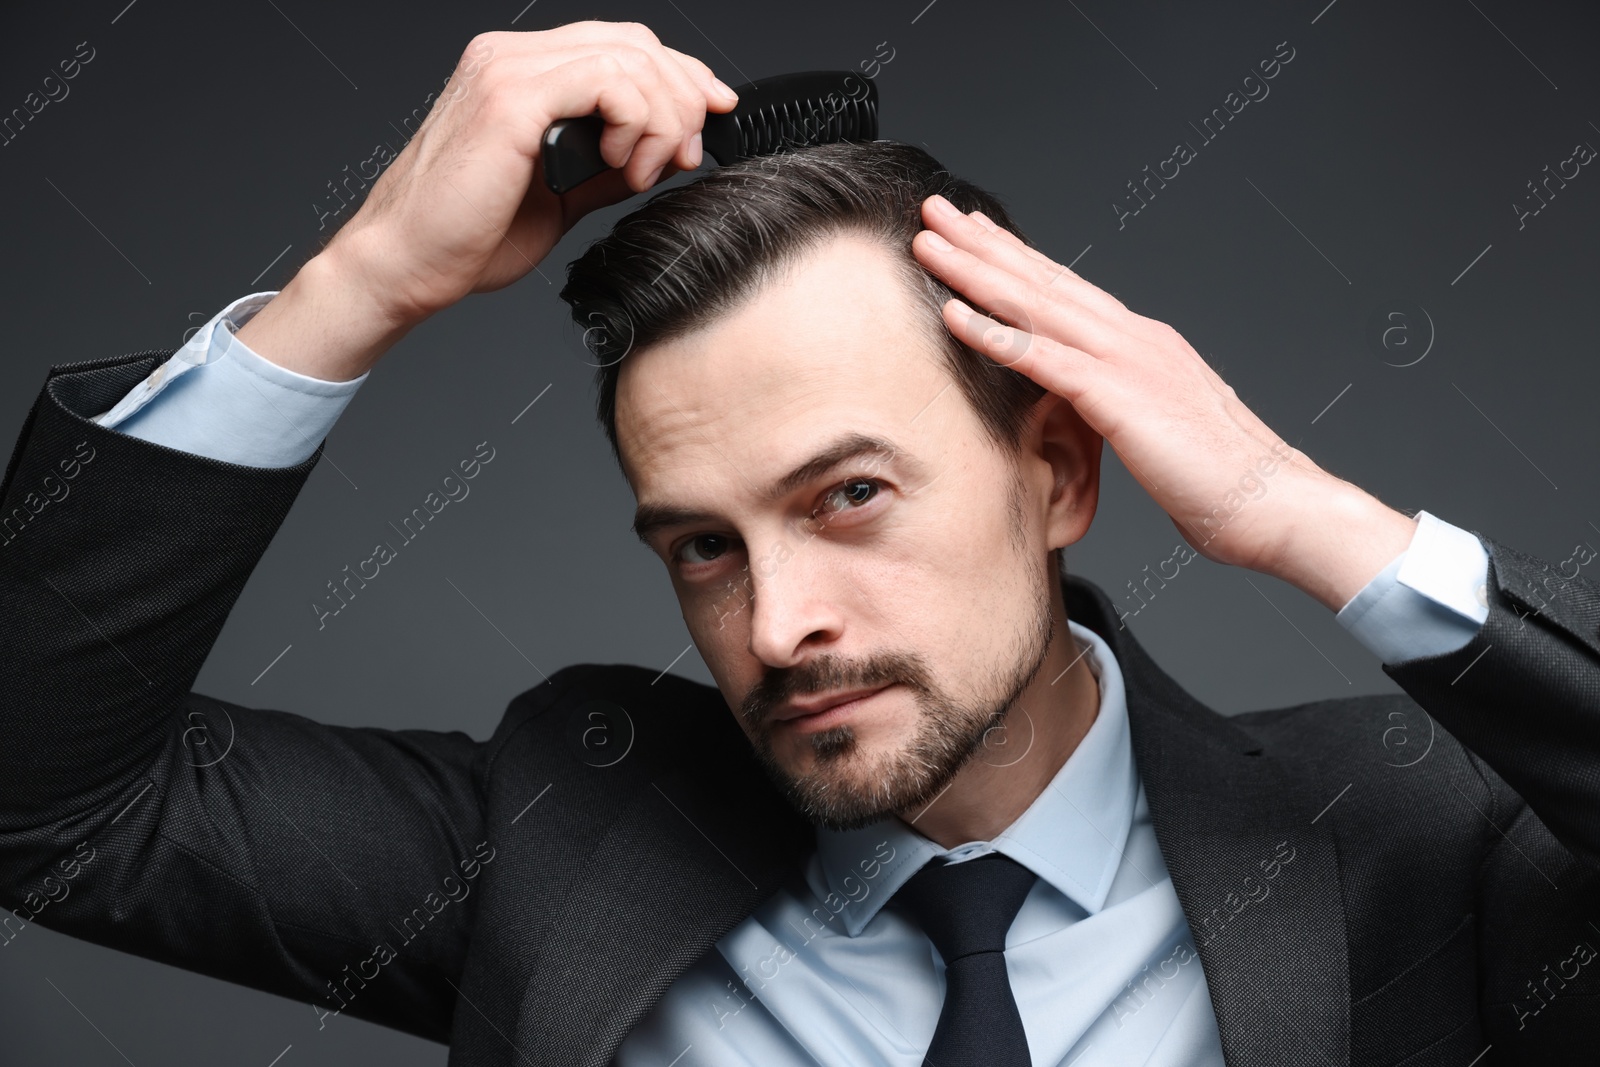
{"left": 895, "top": 851, "right": 1039, "bottom": 963}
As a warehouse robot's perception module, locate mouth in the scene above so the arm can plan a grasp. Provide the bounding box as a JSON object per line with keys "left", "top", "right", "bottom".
{"left": 772, "top": 684, "right": 894, "bottom": 733}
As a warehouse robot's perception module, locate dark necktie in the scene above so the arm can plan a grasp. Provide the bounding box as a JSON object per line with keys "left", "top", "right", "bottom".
{"left": 893, "top": 851, "right": 1039, "bottom": 1067}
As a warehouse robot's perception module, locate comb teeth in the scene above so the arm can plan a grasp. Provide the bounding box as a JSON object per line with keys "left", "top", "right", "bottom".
{"left": 735, "top": 94, "right": 879, "bottom": 158}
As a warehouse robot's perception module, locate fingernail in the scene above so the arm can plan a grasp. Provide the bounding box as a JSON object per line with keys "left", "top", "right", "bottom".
{"left": 688, "top": 131, "right": 703, "bottom": 168}
{"left": 927, "top": 194, "right": 960, "bottom": 219}
{"left": 711, "top": 77, "right": 738, "bottom": 102}
{"left": 922, "top": 229, "right": 953, "bottom": 252}
{"left": 646, "top": 164, "right": 666, "bottom": 187}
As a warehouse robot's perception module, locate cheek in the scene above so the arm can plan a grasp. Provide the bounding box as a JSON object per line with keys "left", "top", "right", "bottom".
{"left": 837, "top": 538, "right": 981, "bottom": 682}
{"left": 676, "top": 578, "right": 757, "bottom": 695}
{"left": 895, "top": 529, "right": 1037, "bottom": 672}
{"left": 670, "top": 559, "right": 750, "bottom": 630}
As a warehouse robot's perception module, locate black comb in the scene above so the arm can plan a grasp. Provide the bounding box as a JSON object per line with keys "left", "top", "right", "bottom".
{"left": 541, "top": 70, "right": 880, "bottom": 194}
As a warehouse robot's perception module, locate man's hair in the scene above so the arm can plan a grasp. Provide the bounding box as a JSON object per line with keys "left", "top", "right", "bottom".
{"left": 558, "top": 140, "right": 1064, "bottom": 574}
{"left": 559, "top": 140, "right": 1048, "bottom": 465}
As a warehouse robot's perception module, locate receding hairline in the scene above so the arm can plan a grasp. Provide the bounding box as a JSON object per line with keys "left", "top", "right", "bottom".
{"left": 609, "top": 227, "right": 973, "bottom": 480}
{"left": 617, "top": 223, "right": 930, "bottom": 368}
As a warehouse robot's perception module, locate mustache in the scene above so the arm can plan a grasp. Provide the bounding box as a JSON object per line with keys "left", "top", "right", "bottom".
{"left": 741, "top": 651, "right": 932, "bottom": 728}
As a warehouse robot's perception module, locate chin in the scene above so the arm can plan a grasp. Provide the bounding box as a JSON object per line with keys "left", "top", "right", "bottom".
{"left": 766, "top": 726, "right": 963, "bottom": 831}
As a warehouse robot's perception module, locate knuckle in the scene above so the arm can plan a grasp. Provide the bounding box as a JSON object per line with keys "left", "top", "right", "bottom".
{"left": 591, "top": 51, "right": 627, "bottom": 80}
{"left": 608, "top": 43, "right": 654, "bottom": 76}
{"left": 467, "top": 32, "right": 502, "bottom": 58}
{"left": 616, "top": 21, "right": 658, "bottom": 43}
{"left": 671, "top": 48, "right": 715, "bottom": 83}
{"left": 1024, "top": 279, "right": 1051, "bottom": 305}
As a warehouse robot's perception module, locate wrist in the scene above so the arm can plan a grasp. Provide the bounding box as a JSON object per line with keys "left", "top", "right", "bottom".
{"left": 1263, "top": 477, "right": 1419, "bottom": 612}
{"left": 235, "top": 238, "right": 417, "bottom": 382}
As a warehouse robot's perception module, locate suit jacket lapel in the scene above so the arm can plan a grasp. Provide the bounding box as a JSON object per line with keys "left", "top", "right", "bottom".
{"left": 1065, "top": 577, "right": 1352, "bottom": 1067}
{"left": 513, "top": 714, "right": 812, "bottom": 1067}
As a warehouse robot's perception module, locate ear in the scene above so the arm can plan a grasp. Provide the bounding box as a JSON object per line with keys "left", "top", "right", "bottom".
{"left": 1029, "top": 393, "right": 1102, "bottom": 550}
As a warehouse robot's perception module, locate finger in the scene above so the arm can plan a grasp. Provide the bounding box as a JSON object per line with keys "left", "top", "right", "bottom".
{"left": 921, "top": 196, "right": 1131, "bottom": 322}
{"left": 526, "top": 52, "right": 669, "bottom": 192}
{"left": 525, "top": 51, "right": 649, "bottom": 145}
{"left": 595, "top": 44, "right": 685, "bottom": 189}
{"left": 941, "top": 297, "right": 1112, "bottom": 423}
{"left": 967, "top": 210, "right": 1134, "bottom": 322}
{"left": 641, "top": 45, "right": 716, "bottom": 171}
{"left": 539, "top": 28, "right": 735, "bottom": 117}
{"left": 662, "top": 45, "right": 740, "bottom": 113}
{"left": 913, "top": 227, "right": 1132, "bottom": 364}
{"left": 969, "top": 211, "right": 1066, "bottom": 275}
{"left": 458, "top": 29, "right": 720, "bottom": 183}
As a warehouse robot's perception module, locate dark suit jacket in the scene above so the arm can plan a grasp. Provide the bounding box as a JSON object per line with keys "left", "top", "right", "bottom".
{"left": 3, "top": 351, "right": 1599, "bottom": 1066}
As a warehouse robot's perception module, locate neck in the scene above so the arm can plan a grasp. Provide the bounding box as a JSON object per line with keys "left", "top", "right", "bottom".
{"left": 892, "top": 577, "right": 1101, "bottom": 848}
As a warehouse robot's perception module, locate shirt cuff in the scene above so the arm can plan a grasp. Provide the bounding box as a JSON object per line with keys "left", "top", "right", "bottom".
{"left": 92, "top": 292, "right": 368, "bottom": 469}
{"left": 1335, "top": 511, "right": 1491, "bottom": 664}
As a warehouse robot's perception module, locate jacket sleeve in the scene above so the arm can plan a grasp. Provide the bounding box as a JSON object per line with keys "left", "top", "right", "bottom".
{"left": 1381, "top": 534, "right": 1600, "bottom": 1051}
{"left": 1383, "top": 533, "right": 1600, "bottom": 873}
{"left": 0, "top": 351, "right": 489, "bottom": 1044}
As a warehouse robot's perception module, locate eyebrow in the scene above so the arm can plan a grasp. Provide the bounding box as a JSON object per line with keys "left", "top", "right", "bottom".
{"left": 632, "top": 432, "right": 908, "bottom": 546}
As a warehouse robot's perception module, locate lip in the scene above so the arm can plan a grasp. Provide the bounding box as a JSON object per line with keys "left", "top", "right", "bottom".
{"left": 773, "top": 684, "right": 893, "bottom": 730}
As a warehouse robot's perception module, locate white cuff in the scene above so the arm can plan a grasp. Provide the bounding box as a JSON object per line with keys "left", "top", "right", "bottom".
{"left": 1335, "top": 511, "right": 1490, "bottom": 664}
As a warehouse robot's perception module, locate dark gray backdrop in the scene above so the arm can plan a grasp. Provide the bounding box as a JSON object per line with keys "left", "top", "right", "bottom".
{"left": 3, "top": 0, "right": 1597, "bottom": 1063}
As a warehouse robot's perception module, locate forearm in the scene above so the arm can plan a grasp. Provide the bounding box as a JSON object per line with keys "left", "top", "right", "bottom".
{"left": 234, "top": 238, "right": 418, "bottom": 382}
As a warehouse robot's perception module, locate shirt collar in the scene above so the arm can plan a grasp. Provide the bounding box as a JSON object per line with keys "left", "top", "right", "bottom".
{"left": 811, "top": 619, "right": 1139, "bottom": 936}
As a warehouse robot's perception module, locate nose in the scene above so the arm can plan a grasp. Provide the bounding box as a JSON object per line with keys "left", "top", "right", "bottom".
{"left": 743, "top": 536, "right": 844, "bottom": 668}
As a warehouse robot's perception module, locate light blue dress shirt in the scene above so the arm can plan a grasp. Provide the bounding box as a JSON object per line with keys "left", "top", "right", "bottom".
{"left": 90, "top": 293, "right": 1493, "bottom": 1065}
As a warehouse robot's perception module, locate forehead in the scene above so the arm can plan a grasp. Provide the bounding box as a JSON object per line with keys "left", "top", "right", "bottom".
{"left": 614, "top": 234, "right": 971, "bottom": 501}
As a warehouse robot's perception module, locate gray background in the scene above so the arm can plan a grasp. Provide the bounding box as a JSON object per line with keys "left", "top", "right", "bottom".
{"left": 3, "top": 0, "right": 1597, "bottom": 1063}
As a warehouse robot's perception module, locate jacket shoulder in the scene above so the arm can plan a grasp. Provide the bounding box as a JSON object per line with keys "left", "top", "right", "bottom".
{"left": 479, "top": 662, "right": 734, "bottom": 780}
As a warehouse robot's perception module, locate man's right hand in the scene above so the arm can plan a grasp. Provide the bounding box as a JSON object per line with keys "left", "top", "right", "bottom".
{"left": 236, "top": 21, "right": 737, "bottom": 382}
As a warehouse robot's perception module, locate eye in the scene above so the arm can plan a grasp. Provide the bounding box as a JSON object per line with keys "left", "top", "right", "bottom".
{"left": 675, "top": 533, "right": 737, "bottom": 566}
{"left": 820, "top": 477, "right": 881, "bottom": 515}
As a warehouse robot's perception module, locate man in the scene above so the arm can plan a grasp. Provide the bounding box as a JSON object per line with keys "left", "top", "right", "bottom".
{"left": 2, "top": 20, "right": 1597, "bottom": 1067}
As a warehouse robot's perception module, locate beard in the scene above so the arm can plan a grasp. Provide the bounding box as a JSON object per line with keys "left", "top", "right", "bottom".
{"left": 737, "top": 563, "right": 1056, "bottom": 832}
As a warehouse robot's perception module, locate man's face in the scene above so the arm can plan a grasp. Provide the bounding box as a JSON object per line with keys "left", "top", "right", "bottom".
{"left": 616, "top": 233, "right": 1059, "bottom": 830}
